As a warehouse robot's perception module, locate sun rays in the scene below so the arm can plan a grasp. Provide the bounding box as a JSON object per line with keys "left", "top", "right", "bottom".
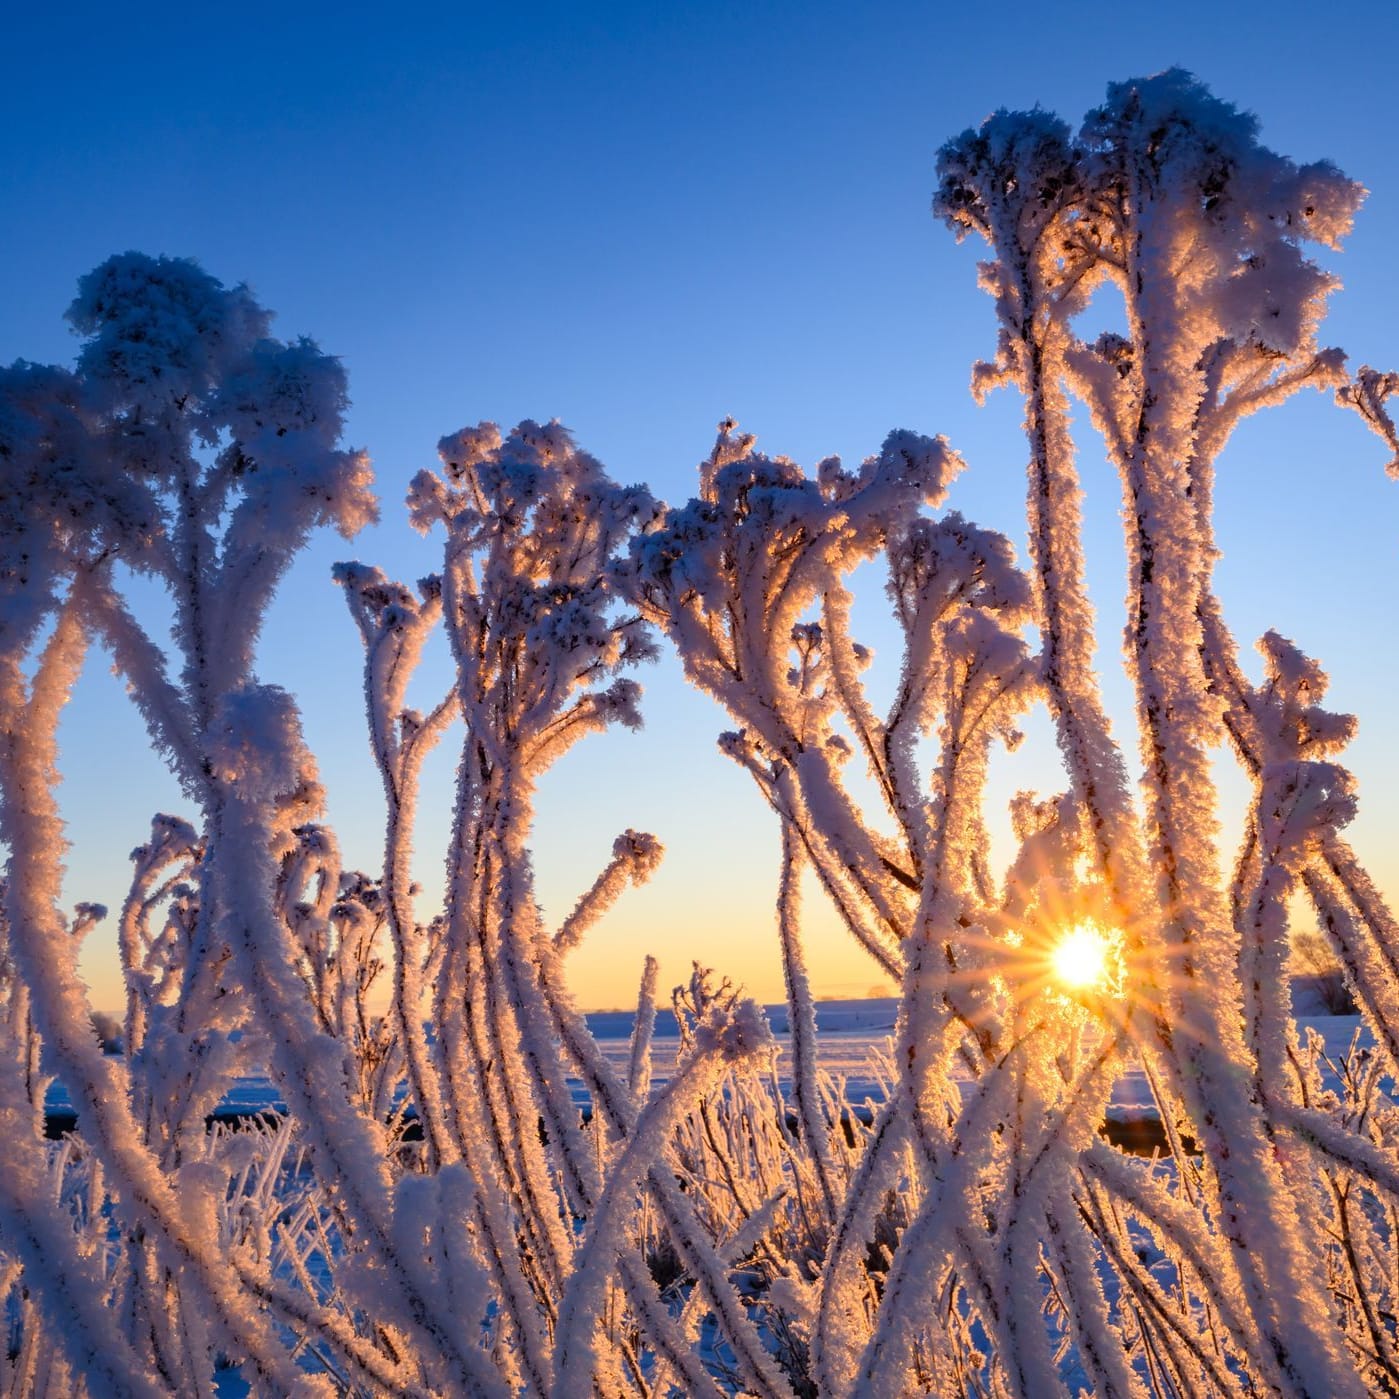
{"left": 1052, "top": 922, "right": 1117, "bottom": 991}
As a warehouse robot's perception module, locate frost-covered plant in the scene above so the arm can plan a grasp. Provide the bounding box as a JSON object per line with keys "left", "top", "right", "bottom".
{"left": 330, "top": 422, "right": 803, "bottom": 1397}
{"left": 931, "top": 73, "right": 1399, "bottom": 1399}
{"left": 621, "top": 70, "right": 1399, "bottom": 1399}
{"left": 621, "top": 420, "right": 1056, "bottom": 1394}
{"left": 0, "top": 256, "right": 377, "bottom": 1393}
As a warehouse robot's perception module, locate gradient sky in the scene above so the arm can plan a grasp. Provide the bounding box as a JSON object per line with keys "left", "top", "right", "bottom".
{"left": 2, "top": 0, "right": 1396, "bottom": 1009}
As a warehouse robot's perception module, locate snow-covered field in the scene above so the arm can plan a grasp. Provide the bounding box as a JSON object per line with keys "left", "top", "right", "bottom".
{"left": 593, "top": 1001, "right": 1377, "bottom": 1136}
{"left": 47, "top": 999, "right": 903, "bottom": 1130}
{"left": 49, "top": 1000, "right": 1374, "bottom": 1149}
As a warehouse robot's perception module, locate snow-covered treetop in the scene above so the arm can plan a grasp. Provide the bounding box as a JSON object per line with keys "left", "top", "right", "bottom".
{"left": 937, "top": 70, "right": 1365, "bottom": 427}
{"left": 406, "top": 419, "right": 660, "bottom": 770}
{"left": 69, "top": 252, "right": 375, "bottom": 542}
{"left": 0, "top": 361, "right": 153, "bottom": 649}
{"left": 623, "top": 419, "right": 964, "bottom": 672}
{"left": 1082, "top": 69, "right": 1363, "bottom": 359}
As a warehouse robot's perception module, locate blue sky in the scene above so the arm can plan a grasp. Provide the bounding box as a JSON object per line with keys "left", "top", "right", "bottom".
{"left": 3, "top": 1, "right": 1397, "bottom": 1007}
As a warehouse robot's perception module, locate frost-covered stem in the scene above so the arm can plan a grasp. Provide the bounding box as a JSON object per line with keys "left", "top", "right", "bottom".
{"left": 555, "top": 833, "right": 659, "bottom": 957}
{"left": 471, "top": 750, "right": 581, "bottom": 1217}
{"left": 1274, "top": 1099, "right": 1399, "bottom": 1210}
{"left": 811, "top": 1102, "right": 908, "bottom": 1395}
{"left": 553, "top": 1024, "right": 768, "bottom": 1399}
{"left": 1106, "top": 167, "right": 1360, "bottom": 1395}
{"left": 536, "top": 1017, "right": 730, "bottom": 1399}
{"left": 1077, "top": 1178, "right": 1240, "bottom": 1396}
{"left": 118, "top": 864, "right": 162, "bottom": 1070}
{"left": 0, "top": 1049, "right": 160, "bottom": 1396}
{"left": 850, "top": 1061, "right": 1027, "bottom": 1397}
{"left": 479, "top": 769, "right": 590, "bottom": 1237}
{"left": 1301, "top": 863, "right": 1399, "bottom": 1075}
{"left": 77, "top": 575, "right": 203, "bottom": 797}
{"left": 0, "top": 624, "right": 308, "bottom": 1393}
{"left": 1043, "top": 1184, "right": 1139, "bottom": 1399}
{"left": 893, "top": 639, "right": 1027, "bottom": 1209}
{"left": 118, "top": 822, "right": 200, "bottom": 1114}
{"left": 432, "top": 756, "right": 561, "bottom": 1384}
{"left": 820, "top": 588, "right": 913, "bottom": 863}
{"left": 983, "top": 1045, "right": 1074, "bottom": 1399}
{"left": 738, "top": 743, "right": 909, "bottom": 966}
{"left": 455, "top": 991, "right": 562, "bottom": 1353}
{"left": 1198, "top": 594, "right": 1265, "bottom": 777}
{"left": 173, "top": 462, "right": 218, "bottom": 737}
{"left": 1238, "top": 830, "right": 1301, "bottom": 1130}
{"left": 627, "top": 956, "right": 658, "bottom": 1100}
{"left": 647, "top": 1168, "right": 796, "bottom": 1399}
{"left": 228, "top": 1260, "right": 441, "bottom": 1399}
{"left": 997, "top": 1202, "right": 1072, "bottom": 1399}
{"left": 1123, "top": 461, "right": 1358, "bottom": 1394}
{"left": 536, "top": 946, "right": 794, "bottom": 1399}
{"left": 936, "top": 113, "right": 1145, "bottom": 921}
{"left": 1082, "top": 1140, "right": 1287, "bottom": 1392}
{"left": 1, "top": 976, "right": 45, "bottom": 1141}
{"left": 384, "top": 735, "right": 453, "bottom": 1160}
{"left": 434, "top": 618, "right": 574, "bottom": 1341}
{"left": 893, "top": 911, "right": 961, "bottom": 1187}
{"left": 1322, "top": 839, "right": 1399, "bottom": 990}
{"left": 1022, "top": 337, "right": 1146, "bottom": 918}
{"left": 1115, "top": 311, "right": 1224, "bottom": 957}
{"left": 1322, "top": 1169, "right": 1399, "bottom": 1389}
{"left": 487, "top": 777, "right": 776, "bottom": 1398}
{"left": 780, "top": 794, "right": 903, "bottom": 980}
{"left": 359, "top": 607, "right": 455, "bottom": 1169}
{"left": 796, "top": 754, "right": 912, "bottom": 941}
{"left": 733, "top": 747, "right": 904, "bottom": 984}
{"left": 776, "top": 822, "right": 837, "bottom": 1216}
{"left": 87, "top": 567, "right": 246, "bottom": 1158}
{"left": 210, "top": 731, "right": 510, "bottom": 1398}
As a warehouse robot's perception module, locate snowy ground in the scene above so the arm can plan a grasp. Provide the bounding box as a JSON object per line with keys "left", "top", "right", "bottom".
{"left": 52, "top": 998, "right": 1379, "bottom": 1395}
{"left": 49, "top": 999, "right": 1374, "bottom": 1149}
{"left": 590, "top": 1000, "right": 1377, "bottom": 1142}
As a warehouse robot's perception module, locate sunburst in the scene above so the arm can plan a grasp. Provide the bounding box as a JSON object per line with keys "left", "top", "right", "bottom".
{"left": 1051, "top": 921, "right": 1120, "bottom": 993}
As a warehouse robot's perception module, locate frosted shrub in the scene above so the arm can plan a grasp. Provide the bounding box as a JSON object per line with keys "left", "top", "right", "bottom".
{"left": 0, "top": 254, "right": 379, "bottom": 1396}
{"left": 332, "top": 421, "right": 801, "bottom": 1397}
{"left": 626, "top": 71, "right": 1399, "bottom": 1398}
{"left": 0, "top": 71, "right": 1398, "bottom": 1398}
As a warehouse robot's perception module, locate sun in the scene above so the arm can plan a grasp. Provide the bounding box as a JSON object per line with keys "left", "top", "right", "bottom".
{"left": 1051, "top": 922, "right": 1116, "bottom": 991}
